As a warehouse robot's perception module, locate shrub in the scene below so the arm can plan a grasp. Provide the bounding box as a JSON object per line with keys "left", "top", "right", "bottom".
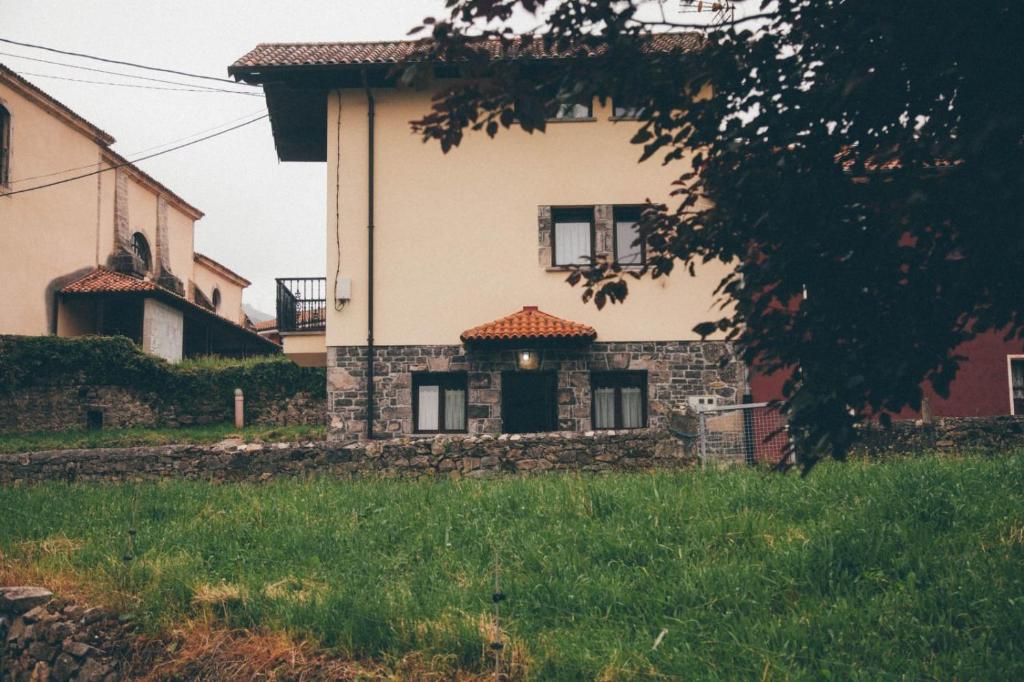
{"left": 0, "top": 335, "right": 325, "bottom": 405}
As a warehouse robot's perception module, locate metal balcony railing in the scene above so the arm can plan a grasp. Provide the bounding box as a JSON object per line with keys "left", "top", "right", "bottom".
{"left": 276, "top": 277, "right": 326, "bottom": 333}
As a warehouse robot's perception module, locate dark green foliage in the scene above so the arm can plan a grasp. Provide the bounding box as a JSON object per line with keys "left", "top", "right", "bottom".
{"left": 0, "top": 335, "right": 166, "bottom": 396}
{"left": 0, "top": 335, "right": 325, "bottom": 406}
{"left": 400, "top": 0, "right": 1024, "bottom": 469}
{"left": 1, "top": 455, "right": 1022, "bottom": 678}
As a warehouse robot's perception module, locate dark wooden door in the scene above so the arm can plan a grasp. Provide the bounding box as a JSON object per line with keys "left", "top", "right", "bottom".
{"left": 502, "top": 371, "right": 558, "bottom": 433}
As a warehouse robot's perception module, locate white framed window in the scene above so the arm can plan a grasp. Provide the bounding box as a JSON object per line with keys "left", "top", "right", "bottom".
{"left": 413, "top": 372, "right": 467, "bottom": 433}
{"left": 552, "top": 207, "right": 594, "bottom": 266}
{"left": 1008, "top": 355, "right": 1024, "bottom": 416}
{"left": 549, "top": 98, "right": 593, "bottom": 120}
{"left": 613, "top": 205, "right": 645, "bottom": 266}
{"left": 592, "top": 371, "right": 647, "bottom": 429}
{"left": 0, "top": 102, "right": 11, "bottom": 187}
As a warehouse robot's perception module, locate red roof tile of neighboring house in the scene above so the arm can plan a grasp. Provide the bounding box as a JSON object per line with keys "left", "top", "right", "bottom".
{"left": 254, "top": 318, "right": 278, "bottom": 332}
{"left": 60, "top": 268, "right": 279, "bottom": 350}
{"left": 60, "top": 268, "right": 160, "bottom": 294}
{"left": 230, "top": 33, "right": 702, "bottom": 71}
{"left": 461, "top": 306, "right": 597, "bottom": 344}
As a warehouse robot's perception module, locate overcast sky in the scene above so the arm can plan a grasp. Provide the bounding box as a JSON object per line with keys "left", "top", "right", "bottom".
{"left": 2, "top": 0, "right": 725, "bottom": 315}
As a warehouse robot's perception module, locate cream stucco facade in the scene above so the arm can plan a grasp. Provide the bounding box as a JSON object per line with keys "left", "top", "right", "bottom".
{"left": 192, "top": 253, "right": 249, "bottom": 326}
{"left": 0, "top": 64, "right": 271, "bottom": 361}
{"left": 326, "top": 88, "right": 727, "bottom": 347}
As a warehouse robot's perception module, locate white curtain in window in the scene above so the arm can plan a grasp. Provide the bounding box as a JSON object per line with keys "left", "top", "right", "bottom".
{"left": 621, "top": 387, "right": 643, "bottom": 428}
{"left": 616, "top": 218, "right": 643, "bottom": 264}
{"left": 418, "top": 385, "right": 439, "bottom": 430}
{"left": 555, "top": 221, "right": 591, "bottom": 265}
{"left": 445, "top": 389, "right": 466, "bottom": 431}
{"left": 594, "top": 387, "right": 616, "bottom": 429}
{"left": 555, "top": 102, "right": 590, "bottom": 119}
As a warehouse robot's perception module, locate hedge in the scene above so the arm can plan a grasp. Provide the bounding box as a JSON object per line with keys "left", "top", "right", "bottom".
{"left": 0, "top": 335, "right": 325, "bottom": 412}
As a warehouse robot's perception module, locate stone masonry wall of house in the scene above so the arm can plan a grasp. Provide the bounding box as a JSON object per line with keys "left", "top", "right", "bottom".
{"left": 326, "top": 341, "right": 744, "bottom": 438}
{"left": 0, "top": 430, "right": 695, "bottom": 484}
{"left": 0, "top": 386, "right": 324, "bottom": 434}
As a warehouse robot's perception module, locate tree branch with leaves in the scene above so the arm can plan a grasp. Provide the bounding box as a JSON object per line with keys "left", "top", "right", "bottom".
{"left": 399, "top": 0, "right": 1024, "bottom": 470}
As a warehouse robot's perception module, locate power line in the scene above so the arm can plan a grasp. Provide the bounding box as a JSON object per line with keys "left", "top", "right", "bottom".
{"left": 9, "top": 108, "right": 269, "bottom": 185}
{"left": 0, "top": 50, "right": 260, "bottom": 94}
{"left": 0, "top": 114, "right": 269, "bottom": 197}
{"left": 14, "top": 70, "right": 264, "bottom": 95}
{"left": 0, "top": 36, "right": 256, "bottom": 87}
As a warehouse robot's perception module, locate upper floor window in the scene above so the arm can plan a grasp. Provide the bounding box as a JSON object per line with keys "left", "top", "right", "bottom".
{"left": 611, "top": 99, "right": 646, "bottom": 119}
{"left": 212, "top": 287, "right": 222, "bottom": 311}
{"left": 0, "top": 103, "right": 11, "bottom": 187}
{"left": 613, "top": 206, "right": 645, "bottom": 266}
{"left": 413, "top": 372, "right": 467, "bottom": 433}
{"left": 552, "top": 207, "right": 594, "bottom": 266}
{"left": 592, "top": 371, "right": 647, "bottom": 429}
{"left": 549, "top": 97, "right": 593, "bottom": 121}
{"left": 131, "top": 232, "right": 152, "bottom": 272}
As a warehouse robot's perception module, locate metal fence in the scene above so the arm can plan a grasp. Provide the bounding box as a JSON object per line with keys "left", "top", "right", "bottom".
{"left": 275, "top": 277, "right": 326, "bottom": 333}
{"left": 696, "top": 402, "right": 791, "bottom": 467}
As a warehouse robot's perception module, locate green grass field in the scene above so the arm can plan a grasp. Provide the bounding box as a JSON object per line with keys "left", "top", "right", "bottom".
{"left": 2, "top": 455, "right": 1022, "bottom": 679}
{"left": 0, "top": 423, "right": 325, "bottom": 454}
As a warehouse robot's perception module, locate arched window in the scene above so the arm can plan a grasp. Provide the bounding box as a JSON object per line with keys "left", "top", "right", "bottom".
{"left": 131, "top": 232, "right": 152, "bottom": 272}
{"left": 212, "top": 287, "right": 222, "bottom": 311}
{"left": 0, "top": 103, "right": 11, "bottom": 187}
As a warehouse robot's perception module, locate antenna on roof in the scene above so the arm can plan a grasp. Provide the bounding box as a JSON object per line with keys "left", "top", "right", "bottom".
{"left": 675, "top": 0, "right": 736, "bottom": 26}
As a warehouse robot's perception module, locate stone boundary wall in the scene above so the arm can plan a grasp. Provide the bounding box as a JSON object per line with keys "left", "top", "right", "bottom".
{"left": 0, "top": 386, "right": 325, "bottom": 433}
{"left": 1, "top": 586, "right": 128, "bottom": 681}
{"left": 0, "top": 430, "right": 695, "bottom": 485}
{"left": 852, "top": 415, "right": 1024, "bottom": 454}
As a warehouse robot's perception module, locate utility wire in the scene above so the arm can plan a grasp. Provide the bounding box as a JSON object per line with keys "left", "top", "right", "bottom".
{"left": 14, "top": 70, "right": 263, "bottom": 95}
{"left": 0, "top": 50, "right": 262, "bottom": 94}
{"left": 0, "top": 36, "right": 256, "bottom": 87}
{"left": 0, "top": 114, "right": 269, "bottom": 197}
{"left": 9, "top": 108, "right": 268, "bottom": 185}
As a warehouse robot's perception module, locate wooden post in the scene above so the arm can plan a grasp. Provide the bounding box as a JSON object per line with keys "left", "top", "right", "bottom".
{"left": 234, "top": 388, "right": 244, "bottom": 429}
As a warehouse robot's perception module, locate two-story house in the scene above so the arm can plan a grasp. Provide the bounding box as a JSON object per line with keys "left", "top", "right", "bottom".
{"left": 229, "top": 36, "right": 746, "bottom": 439}
{"left": 0, "top": 63, "right": 277, "bottom": 361}
{"left": 229, "top": 37, "right": 1024, "bottom": 439}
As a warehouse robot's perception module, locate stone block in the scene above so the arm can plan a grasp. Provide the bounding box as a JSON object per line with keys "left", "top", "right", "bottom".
{"left": 0, "top": 587, "right": 52, "bottom": 615}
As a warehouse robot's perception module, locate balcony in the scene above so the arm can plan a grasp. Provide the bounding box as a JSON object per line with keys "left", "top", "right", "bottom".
{"left": 276, "top": 277, "right": 326, "bottom": 333}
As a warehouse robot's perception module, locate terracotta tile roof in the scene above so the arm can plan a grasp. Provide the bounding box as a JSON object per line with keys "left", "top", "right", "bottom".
{"left": 230, "top": 33, "right": 702, "bottom": 70}
{"left": 60, "top": 268, "right": 160, "bottom": 294}
{"left": 60, "top": 268, "right": 279, "bottom": 351}
{"left": 254, "top": 318, "right": 278, "bottom": 331}
{"left": 461, "top": 306, "right": 597, "bottom": 344}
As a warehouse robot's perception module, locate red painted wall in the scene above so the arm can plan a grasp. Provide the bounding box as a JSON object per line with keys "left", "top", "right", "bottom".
{"left": 749, "top": 330, "right": 1024, "bottom": 418}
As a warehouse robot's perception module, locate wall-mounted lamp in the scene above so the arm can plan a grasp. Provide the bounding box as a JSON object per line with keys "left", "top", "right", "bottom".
{"left": 516, "top": 349, "right": 541, "bottom": 371}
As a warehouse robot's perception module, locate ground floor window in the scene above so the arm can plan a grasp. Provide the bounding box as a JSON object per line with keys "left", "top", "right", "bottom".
{"left": 413, "top": 372, "right": 467, "bottom": 433}
{"left": 1010, "top": 357, "right": 1024, "bottom": 415}
{"left": 592, "top": 371, "right": 647, "bottom": 429}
